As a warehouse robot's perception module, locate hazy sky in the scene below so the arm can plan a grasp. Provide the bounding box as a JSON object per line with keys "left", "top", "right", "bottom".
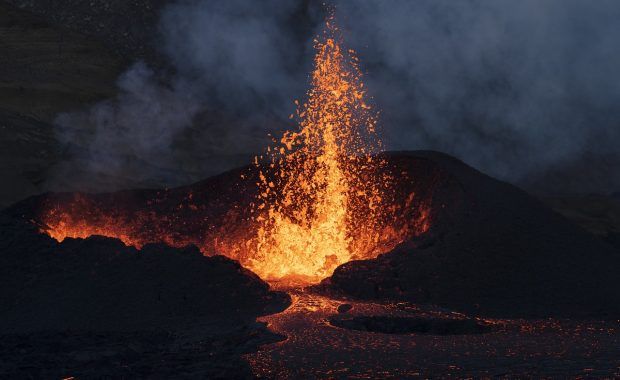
{"left": 55, "top": 0, "right": 620, "bottom": 193}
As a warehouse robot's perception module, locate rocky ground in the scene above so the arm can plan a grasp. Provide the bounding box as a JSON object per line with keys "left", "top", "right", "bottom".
{"left": 1, "top": 327, "right": 282, "bottom": 378}
{"left": 247, "top": 288, "right": 620, "bottom": 378}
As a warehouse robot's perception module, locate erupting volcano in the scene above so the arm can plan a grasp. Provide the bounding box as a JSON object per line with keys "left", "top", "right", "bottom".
{"left": 4, "top": 2, "right": 620, "bottom": 378}
{"left": 37, "top": 15, "right": 430, "bottom": 284}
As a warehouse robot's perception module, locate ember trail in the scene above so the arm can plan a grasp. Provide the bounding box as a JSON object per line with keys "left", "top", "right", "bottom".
{"left": 38, "top": 15, "right": 430, "bottom": 284}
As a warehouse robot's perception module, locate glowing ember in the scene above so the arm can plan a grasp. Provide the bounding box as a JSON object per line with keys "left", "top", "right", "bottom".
{"left": 37, "top": 14, "right": 431, "bottom": 285}
{"left": 246, "top": 14, "right": 392, "bottom": 282}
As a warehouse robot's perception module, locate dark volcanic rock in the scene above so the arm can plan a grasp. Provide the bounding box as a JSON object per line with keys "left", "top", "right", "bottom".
{"left": 329, "top": 315, "right": 489, "bottom": 335}
{"left": 0, "top": 194, "right": 289, "bottom": 377}
{"left": 325, "top": 151, "right": 620, "bottom": 318}
{"left": 0, "top": 327, "right": 283, "bottom": 379}
{"left": 0, "top": 213, "right": 289, "bottom": 333}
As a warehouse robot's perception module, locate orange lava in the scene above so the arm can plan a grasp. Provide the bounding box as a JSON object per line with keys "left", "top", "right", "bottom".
{"left": 246, "top": 14, "right": 395, "bottom": 282}
{"left": 38, "top": 14, "right": 430, "bottom": 284}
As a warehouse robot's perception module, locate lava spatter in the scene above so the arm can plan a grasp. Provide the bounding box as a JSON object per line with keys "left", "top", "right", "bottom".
{"left": 246, "top": 14, "right": 396, "bottom": 282}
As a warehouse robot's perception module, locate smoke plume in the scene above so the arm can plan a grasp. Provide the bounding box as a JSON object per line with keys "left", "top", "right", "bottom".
{"left": 53, "top": 0, "right": 620, "bottom": 194}
{"left": 336, "top": 0, "right": 620, "bottom": 193}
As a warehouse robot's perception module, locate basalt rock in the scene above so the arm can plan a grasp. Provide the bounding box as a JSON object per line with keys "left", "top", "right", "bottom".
{"left": 325, "top": 151, "right": 620, "bottom": 318}
{"left": 0, "top": 212, "right": 290, "bottom": 333}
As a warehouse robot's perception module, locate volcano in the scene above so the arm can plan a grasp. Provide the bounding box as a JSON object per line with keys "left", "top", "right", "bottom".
{"left": 1, "top": 150, "right": 619, "bottom": 377}
{"left": 2, "top": 150, "right": 618, "bottom": 320}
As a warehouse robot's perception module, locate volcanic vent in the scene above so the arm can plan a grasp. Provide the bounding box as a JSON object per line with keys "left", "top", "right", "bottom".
{"left": 35, "top": 15, "right": 431, "bottom": 284}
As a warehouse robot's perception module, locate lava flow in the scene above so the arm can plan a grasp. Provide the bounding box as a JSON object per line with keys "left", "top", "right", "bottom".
{"left": 38, "top": 14, "right": 431, "bottom": 284}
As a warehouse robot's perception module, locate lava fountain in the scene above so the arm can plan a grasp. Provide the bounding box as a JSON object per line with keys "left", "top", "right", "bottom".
{"left": 37, "top": 15, "right": 431, "bottom": 284}
{"left": 246, "top": 15, "right": 393, "bottom": 282}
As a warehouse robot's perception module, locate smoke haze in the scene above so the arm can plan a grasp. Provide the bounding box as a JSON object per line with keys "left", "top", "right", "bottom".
{"left": 337, "top": 0, "right": 620, "bottom": 191}
{"left": 54, "top": 0, "right": 620, "bottom": 194}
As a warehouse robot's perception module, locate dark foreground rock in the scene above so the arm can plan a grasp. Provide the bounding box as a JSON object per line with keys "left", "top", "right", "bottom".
{"left": 0, "top": 217, "right": 289, "bottom": 332}
{"left": 0, "top": 211, "right": 289, "bottom": 377}
{"left": 323, "top": 151, "right": 620, "bottom": 318}
{"left": 0, "top": 326, "right": 284, "bottom": 378}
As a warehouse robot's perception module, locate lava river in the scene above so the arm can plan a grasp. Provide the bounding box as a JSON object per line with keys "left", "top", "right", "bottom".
{"left": 244, "top": 288, "right": 620, "bottom": 378}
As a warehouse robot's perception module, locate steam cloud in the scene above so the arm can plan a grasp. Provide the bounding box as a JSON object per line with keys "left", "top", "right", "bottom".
{"left": 55, "top": 63, "right": 200, "bottom": 181}
{"left": 54, "top": 0, "right": 620, "bottom": 194}
{"left": 337, "top": 0, "right": 620, "bottom": 193}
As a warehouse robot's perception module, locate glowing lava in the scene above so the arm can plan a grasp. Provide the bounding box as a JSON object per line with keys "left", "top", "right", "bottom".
{"left": 246, "top": 15, "right": 392, "bottom": 282}
{"left": 38, "top": 14, "right": 431, "bottom": 285}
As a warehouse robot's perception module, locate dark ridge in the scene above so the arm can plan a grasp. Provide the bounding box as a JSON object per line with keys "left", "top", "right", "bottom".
{"left": 0, "top": 212, "right": 289, "bottom": 333}
{"left": 324, "top": 151, "right": 620, "bottom": 318}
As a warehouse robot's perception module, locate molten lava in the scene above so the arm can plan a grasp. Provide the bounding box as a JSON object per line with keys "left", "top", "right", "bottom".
{"left": 247, "top": 15, "right": 392, "bottom": 282}
{"left": 38, "top": 15, "right": 431, "bottom": 284}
